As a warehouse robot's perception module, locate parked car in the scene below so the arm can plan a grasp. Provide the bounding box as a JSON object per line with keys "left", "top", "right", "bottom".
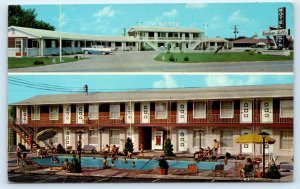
{"left": 81, "top": 46, "right": 114, "bottom": 55}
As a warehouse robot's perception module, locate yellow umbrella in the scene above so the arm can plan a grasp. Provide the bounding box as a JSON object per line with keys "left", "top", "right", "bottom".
{"left": 235, "top": 133, "right": 276, "bottom": 144}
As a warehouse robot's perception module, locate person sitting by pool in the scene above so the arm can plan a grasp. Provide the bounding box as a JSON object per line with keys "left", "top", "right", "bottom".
{"left": 37, "top": 147, "right": 46, "bottom": 158}
{"left": 111, "top": 154, "right": 117, "bottom": 161}
{"left": 240, "top": 158, "right": 254, "bottom": 178}
{"left": 103, "top": 145, "right": 110, "bottom": 154}
{"left": 131, "top": 161, "right": 136, "bottom": 168}
{"left": 102, "top": 155, "right": 111, "bottom": 169}
{"left": 51, "top": 157, "right": 60, "bottom": 163}
{"left": 123, "top": 157, "right": 128, "bottom": 163}
{"left": 49, "top": 142, "right": 57, "bottom": 154}
{"left": 111, "top": 145, "right": 119, "bottom": 157}
{"left": 111, "top": 159, "right": 116, "bottom": 167}
{"left": 127, "top": 151, "right": 135, "bottom": 159}
{"left": 203, "top": 147, "right": 212, "bottom": 161}
{"left": 63, "top": 158, "right": 70, "bottom": 171}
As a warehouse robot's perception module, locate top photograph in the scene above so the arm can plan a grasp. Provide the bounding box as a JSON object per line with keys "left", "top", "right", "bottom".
{"left": 7, "top": 3, "right": 294, "bottom": 73}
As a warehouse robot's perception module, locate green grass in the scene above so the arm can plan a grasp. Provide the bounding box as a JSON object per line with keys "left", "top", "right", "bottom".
{"left": 8, "top": 56, "right": 87, "bottom": 69}
{"left": 154, "top": 52, "right": 294, "bottom": 63}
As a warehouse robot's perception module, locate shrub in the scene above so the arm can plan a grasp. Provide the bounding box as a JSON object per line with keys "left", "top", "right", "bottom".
{"left": 248, "top": 52, "right": 255, "bottom": 55}
{"left": 123, "top": 138, "right": 134, "bottom": 156}
{"left": 169, "top": 54, "right": 175, "bottom": 62}
{"left": 163, "top": 138, "right": 174, "bottom": 156}
{"left": 184, "top": 56, "right": 189, "bottom": 62}
{"left": 56, "top": 143, "right": 66, "bottom": 154}
{"left": 33, "top": 60, "right": 44, "bottom": 65}
{"left": 74, "top": 55, "right": 81, "bottom": 59}
{"left": 244, "top": 49, "right": 251, "bottom": 52}
{"left": 267, "top": 164, "right": 281, "bottom": 179}
{"left": 166, "top": 50, "right": 170, "bottom": 54}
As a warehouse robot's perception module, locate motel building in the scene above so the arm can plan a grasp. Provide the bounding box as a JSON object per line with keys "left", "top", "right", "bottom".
{"left": 8, "top": 26, "right": 229, "bottom": 57}
{"left": 9, "top": 84, "right": 293, "bottom": 157}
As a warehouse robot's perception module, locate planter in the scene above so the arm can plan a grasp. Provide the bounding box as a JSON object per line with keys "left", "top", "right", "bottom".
{"left": 159, "top": 168, "right": 168, "bottom": 175}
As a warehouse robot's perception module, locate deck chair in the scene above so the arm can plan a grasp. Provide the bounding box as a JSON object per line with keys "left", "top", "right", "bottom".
{"left": 214, "top": 164, "right": 224, "bottom": 177}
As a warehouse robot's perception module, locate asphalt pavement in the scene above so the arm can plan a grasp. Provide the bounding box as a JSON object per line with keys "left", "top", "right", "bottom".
{"left": 8, "top": 51, "right": 293, "bottom": 72}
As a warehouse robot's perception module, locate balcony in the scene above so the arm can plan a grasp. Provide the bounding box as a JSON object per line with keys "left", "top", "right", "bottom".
{"left": 138, "top": 37, "right": 201, "bottom": 41}
{"left": 16, "top": 113, "right": 293, "bottom": 127}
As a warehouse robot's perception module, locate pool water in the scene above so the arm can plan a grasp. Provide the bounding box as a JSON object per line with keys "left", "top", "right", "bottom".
{"left": 32, "top": 156, "right": 232, "bottom": 171}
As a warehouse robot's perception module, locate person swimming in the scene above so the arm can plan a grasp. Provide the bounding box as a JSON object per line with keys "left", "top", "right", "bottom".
{"left": 51, "top": 157, "right": 60, "bottom": 163}
{"left": 131, "top": 161, "right": 136, "bottom": 168}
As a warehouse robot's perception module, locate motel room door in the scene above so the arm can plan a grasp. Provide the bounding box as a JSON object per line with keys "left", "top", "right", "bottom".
{"left": 261, "top": 99, "right": 273, "bottom": 123}
{"left": 153, "top": 131, "right": 163, "bottom": 150}
{"left": 240, "top": 129, "right": 253, "bottom": 154}
{"left": 240, "top": 100, "right": 252, "bottom": 123}
{"left": 177, "top": 101, "right": 187, "bottom": 123}
{"left": 178, "top": 129, "right": 188, "bottom": 152}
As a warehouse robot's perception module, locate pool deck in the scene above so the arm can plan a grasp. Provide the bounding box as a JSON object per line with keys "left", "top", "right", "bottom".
{"left": 8, "top": 151, "right": 293, "bottom": 182}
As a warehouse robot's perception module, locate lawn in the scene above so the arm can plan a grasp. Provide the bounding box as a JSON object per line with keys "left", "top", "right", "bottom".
{"left": 154, "top": 52, "right": 294, "bottom": 63}
{"left": 8, "top": 56, "right": 87, "bottom": 69}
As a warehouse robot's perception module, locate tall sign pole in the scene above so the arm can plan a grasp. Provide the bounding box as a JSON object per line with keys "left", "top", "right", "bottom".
{"left": 277, "top": 7, "right": 286, "bottom": 49}
{"left": 59, "top": 4, "right": 62, "bottom": 63}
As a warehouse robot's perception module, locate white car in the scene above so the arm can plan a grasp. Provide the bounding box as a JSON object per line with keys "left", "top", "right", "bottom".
{"left": 81, "top": 46, "right": 114, "bottom": 55}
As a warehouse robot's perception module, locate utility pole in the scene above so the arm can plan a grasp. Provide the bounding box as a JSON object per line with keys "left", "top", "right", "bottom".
{"left": 123, "top": 28, "right": 126, "bottom": 36}
{"left": 84, "top": 84, "right": 88, "bottom": 95}
{"left": 233, "top": 25, "right": 239, "bottom": 40}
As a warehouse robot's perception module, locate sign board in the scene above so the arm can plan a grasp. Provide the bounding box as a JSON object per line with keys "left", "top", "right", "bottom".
{"left": 277, "top": 7, "right": 286, "bottom": 48}
{"left": 262, "top": 29, "right": 289, "bottom": 36}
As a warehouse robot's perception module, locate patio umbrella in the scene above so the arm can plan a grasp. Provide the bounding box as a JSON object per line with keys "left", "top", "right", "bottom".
{"left": 36, "top": 129, "right": 57, "bottom": 141}
{"left": 235, "top": 133, "right": 276, "bottom": 144}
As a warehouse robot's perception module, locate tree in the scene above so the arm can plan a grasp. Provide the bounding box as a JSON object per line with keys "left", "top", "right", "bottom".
{"left": 163, "top": 138, "right": 174, "bottom": 156}
{"left": 8, "top": 5, "right": 55, "bottom": 30}
{"left": 123, "top": 138, "right": 134, "bottom": 155}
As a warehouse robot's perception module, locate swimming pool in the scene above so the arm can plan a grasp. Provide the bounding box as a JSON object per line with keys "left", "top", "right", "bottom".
{"left": 32, "top": 156, "right": 232, "bottom": 171}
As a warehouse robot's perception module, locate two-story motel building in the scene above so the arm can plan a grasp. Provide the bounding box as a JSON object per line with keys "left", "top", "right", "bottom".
{"left": 10, "top": 84, "right": 293, "bottom": 157}
{"left": 8, "top": 26, "right": 229, "bottom": 57}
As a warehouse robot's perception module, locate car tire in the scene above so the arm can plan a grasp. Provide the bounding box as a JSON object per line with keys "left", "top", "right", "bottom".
{"left": 84, "top": 51, "right": 89, "bottom": 55}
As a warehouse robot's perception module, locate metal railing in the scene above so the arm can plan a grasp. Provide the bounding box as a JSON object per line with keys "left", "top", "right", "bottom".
{"left": 15, "top": 113, "right": 293, "bottom": 126}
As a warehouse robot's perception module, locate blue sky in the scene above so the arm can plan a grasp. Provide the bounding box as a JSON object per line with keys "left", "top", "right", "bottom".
{"left": 21, "top": 3, "right": 294, "bottom": 38}
{"left": 8, "top": 74, "right": 293, "bottom": 104}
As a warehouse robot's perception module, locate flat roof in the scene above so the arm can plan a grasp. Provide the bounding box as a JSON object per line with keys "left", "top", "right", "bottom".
{"left": 12, "top": 84, "right": 293, "bottom": 106}
{"left": 128, "top": 26, "right": 202, "bottom": 33}
{"left": 9, "top": 26, "right": 136, "bottom": 42}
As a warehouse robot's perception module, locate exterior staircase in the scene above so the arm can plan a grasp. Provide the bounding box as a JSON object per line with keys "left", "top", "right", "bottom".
{"left": 144, "top": 41, "right": 158, "bottom": 51}
{"left": 190, "top": 40, "right": 202, "bottom": 50}
{"left": 8, "top": 122, "right": 40, "bottom": 151}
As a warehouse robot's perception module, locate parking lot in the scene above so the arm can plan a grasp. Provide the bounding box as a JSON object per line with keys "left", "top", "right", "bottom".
{"left": 8, "top": 51, "right": 293, "bottom": 72}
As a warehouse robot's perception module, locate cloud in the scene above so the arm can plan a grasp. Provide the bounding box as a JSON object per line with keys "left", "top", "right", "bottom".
{"left": 93, "top": 6, "right": 115, "bottom": 18}
{"left": 185, "top": 3, "right": 207, "bottom": 9}
{"left": 205, "top": 75, "right": 265, "bottom": 87}
{"left": 163, "top": 9, "right": 178, "bottom": 17}
{"left": 153, "top": 75, "right": 178, "bottom": 88}
{"left": 228, "top": 10, "right": 250, "bottom": 23}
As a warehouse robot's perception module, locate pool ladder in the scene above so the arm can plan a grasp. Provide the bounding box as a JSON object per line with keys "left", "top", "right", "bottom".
{"left": 140, "top": 155, "right": 157, "bottom": 170}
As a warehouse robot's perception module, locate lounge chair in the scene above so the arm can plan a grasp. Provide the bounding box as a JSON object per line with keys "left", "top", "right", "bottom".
{"left": 83, "top": 145, "right": 97, "bottom": 153}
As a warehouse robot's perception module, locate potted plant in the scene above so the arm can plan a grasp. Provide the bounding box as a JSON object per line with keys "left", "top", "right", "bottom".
{"left": 158, "top": 157, "right": 169, "bottom": 175}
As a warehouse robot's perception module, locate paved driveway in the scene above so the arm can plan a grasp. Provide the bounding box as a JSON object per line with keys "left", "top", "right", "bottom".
{"left": 9, "top": 51, "right": 293, "bottom": 72}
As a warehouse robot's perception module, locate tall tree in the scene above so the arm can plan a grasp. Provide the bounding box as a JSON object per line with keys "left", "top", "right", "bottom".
{"left": 8, "top": 5, "right": 55, "bottom": 30}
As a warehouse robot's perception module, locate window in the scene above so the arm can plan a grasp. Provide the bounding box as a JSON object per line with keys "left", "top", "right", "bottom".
{"left": 194, "top": 102, "right": 206, "bottom": 118}
{"left": 49, "top": 106, "right": 59, "bottom": 120}
{"left": 32, "top": 40, "right": 38, "bottom": 48}
{"left": 109, "top": 130, "right": 120, "bottom": 145}
{"left": 110, "top": 104, "right": 120, "bottom": 119}
{"left": 51, "top": 40, "right": 56, "bottom": 48}
{"left": 89, "top": 130, "right": 98, "bottom": 144}
{"left": 210, "top": 42, "right": 215, "bottom": 46}
{"left": 89, "top": 104, "right": 99, "bottom": 120}
{"left": 15, "top": 40, "right": 21, "bottom": 48}
{"left": 220, "top": 101, "right": 234, "bottom": 118}
{"left": 280, "top": 131, "right": 293, "bottom": 149}
{"left": 31, "top": 106, "right": 40, "bottom": 120}
{"left": 220, "top": 130, "right": 233, "bottom": 147}
{"left": 280, "top": 100, "right": 293, "bottom": 118}
{"left": 193, "top": 130, "right": 206, "bottom": 147}
{"left": 155, "top": 102, "right": 167, "bottom": 119}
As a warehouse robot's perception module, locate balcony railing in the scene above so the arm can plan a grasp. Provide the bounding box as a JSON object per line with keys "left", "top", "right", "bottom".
{"left": 16, "top": 113, "right": 293, "bottom": 126}
{"left": 138, "top": 37, "right": 201, "bottom": 41}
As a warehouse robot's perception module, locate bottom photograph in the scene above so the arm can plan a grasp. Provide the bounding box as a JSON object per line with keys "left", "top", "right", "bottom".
{"left": 7, "top": 74, "right": 293, "bottom": 183}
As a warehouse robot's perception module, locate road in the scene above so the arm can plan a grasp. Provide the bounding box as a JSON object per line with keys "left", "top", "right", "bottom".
{"left": 9, "top": 51, "right": 293, "bottom": 72}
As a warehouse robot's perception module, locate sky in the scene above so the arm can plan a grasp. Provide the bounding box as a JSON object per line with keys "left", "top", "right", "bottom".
{"left": 8, "top": 74, "right": 293, "bottom": 104}
{"left": 21, "top": 2, "right": 294, "bottom": 38}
